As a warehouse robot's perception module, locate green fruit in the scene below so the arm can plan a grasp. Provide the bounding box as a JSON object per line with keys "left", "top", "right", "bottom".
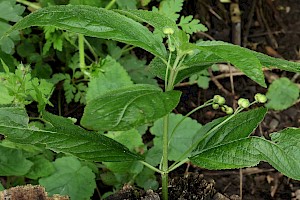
{"left": 238, "top": 98, "right": 250, "bottom": 108}
{"left": 212, "top": 103, "right": 219, "bottom": 110}
{"left": 213, "top": 95, "right": 226, "bottom": 105}
{"left": 254, "top": 93, "right": 267, "bottom": 103}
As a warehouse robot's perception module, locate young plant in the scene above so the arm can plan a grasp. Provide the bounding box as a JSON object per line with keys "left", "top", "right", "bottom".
{"left": 1, "top": 5, "right": 300, "bottom": 200}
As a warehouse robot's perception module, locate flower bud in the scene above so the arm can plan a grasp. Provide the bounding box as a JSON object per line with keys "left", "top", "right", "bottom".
{"left": 213, "top": 95, "right": 226, "bottom": 105}
{"left": 225, "top": 107, "right": 233, "bottom": 115}
{"left": 238, "top": 98, "right": 250, "bottom": 108}
{"left": 212, "top": 103, "right": 219, "bottom": 110}
{"left": 221, "top": 105, "right": 233, "bottom": 114}
{"left": 163, "top": 27, "right": 174, "bottom": 35}
{"left": 254, "top": 93, "right": 267, "bottom": 103}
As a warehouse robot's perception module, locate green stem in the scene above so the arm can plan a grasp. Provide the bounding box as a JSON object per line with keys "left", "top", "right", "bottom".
{"left": 168, "top": 107, "right": 245, "bottom": 171}
{"left": 140, "top": 161, "right": 163, "bottom": 174}
{"left": 168, "top": 100, "right": 214, "bottom": 146}
{"left": 168, "top": 158, "right": 189, "bottom": 172}
{"left": 161, "top": 114, "right": 169, "bottom": 200}
{"left": 16, "top": 0, "right": 41, "bottom": 10}
{"left": 78, "top": 34, "right": 85, "bottom": 71}
{"left": 165, "top": 51, "right": 173, "bottom": 90}
{"left": 105, "top": 0, "right": 117, "bottom": 10}
{"left": 83, "top": 37, "right": 98, "bottom": 63}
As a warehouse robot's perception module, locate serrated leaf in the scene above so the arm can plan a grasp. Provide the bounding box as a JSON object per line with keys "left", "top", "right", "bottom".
{"left": 0, "top": 84, "right": 14, "bottom": 104}
{"left": 25, "top": 155, "right": 55, "bottom": 180}
{"left": 39, "top": 156, "right": 96, "bottom": 200}
{"left": 86, "top": 56, "right": 133, "bottom": 102}
{"left": 146, "top": 113, "right": 202, "bottom": 166}
{"left": 115, "top": 9, "right": 178, "bottom": 36}
{"left": 103, "top": 129, "right": 147, "bottom": 189}
{"left": 158, "top": 0, "right": 184, "bottom": 21}
{"left": 0, "top": 107, "right": 142, "bottom": 162}
{"left": 5, "top": 5, "right": 167, "bottom": 59}
{"left": 195, "top": 41, "right": 266, "bottom": 87}
{"left": 252, "top": 51, "right": 300, "bottom": 73}
{"left": 193, "top": 107, "right": 267, "bottom": 154}
{"left": 0, "top": 144, "right": 33, "bottom": 176}
{"left": 266, "top": 77, "right": 299, "bottom": 110}
{"left": 81, "top": 84, "right": 181, "bottom": 131}
{"left": 119, "top": 54, "right": 157, "bottom": 85}
{"left": 0, "top": 0, "right": 25, "bottom": 22}
{"left": 190, "top": 128, "right": 300, "bottom": 180}
{"left": 179, "top": 15, "right": 207, "bottom": 34}
{"left": 116, "top": 0, "right": 137, "bottom": 9}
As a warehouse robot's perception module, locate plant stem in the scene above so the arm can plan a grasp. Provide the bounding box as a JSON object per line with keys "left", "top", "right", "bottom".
{"left": 16, "top": 0, "right": 41, "bottom": 10}
{"left": 140, "top": 161, "right": 163, "bottom": 174}
{"left": 78, "top": 34, "right": 85, "bottom": 71}
{"left": 161, "top": 114, "right": 169, "bottom": 200}
{"left": 168, "top": 107, "right": 245, "bottom": 171}
{"left": 105, "top": 0, "right": 116, "bottom": 10}
{"left": 168, "top": 100, "right": 214, "bottom": 146}
{"left": 83, "top": 37, "right": 98, "bottom": 63}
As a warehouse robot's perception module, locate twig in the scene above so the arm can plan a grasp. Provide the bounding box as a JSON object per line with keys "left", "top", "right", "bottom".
{"left": 243, "top": 0, "right": 257, "bottom": 46}
{"left": 208, "top": 68, "right": 232, "bottom": 96}
{"left": 258, "top": 0, "right": 278, "bottom": 48}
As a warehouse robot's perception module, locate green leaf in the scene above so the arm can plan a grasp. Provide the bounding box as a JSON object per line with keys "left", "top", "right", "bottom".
{"left": 193, "top": 107, "right": 267, "bottom": 154}
{"left": 86, "top": 56, "right": 133, "bottom": 102}
{"left": 190, "top": 128, "right": 300, "bottom": 180}
{"left": 195, "top": 41, "right": 266, "bottom": 87}
{"left": 0, "top": 0, "right": 24, "bottom": 54}
{"left": 252, "top": 51, "right": 300, "bottom": 73}
{"left": 115, "top": 9, "right": 178, "bottom": 35}
{"left": 0, "top": 84, "right": 14, "bottom": 104}
{"left": 26, "top": 155, "right": 55, "bottom": 180}
{"left": 81, "top": 84, "right": 181, "bottom": 131}
{"left": 266, "top": 77, "right": 299, "bottom": 110}
{"left": 0, "top": 107, "right": 142, "bottom": 162}
{"left": 6, "top": 5, "right": 167, "bottom": 59}
{"left": 106, "top": 129, "right": 144, "bottom": 151}
{"left": 149, "top": 51, "right": 223, "bottom": 84}
{"left": 39, "top": 156, "right": 96, "bottom": 200}
{"left": 102, "top": 129, "right": 145, "bottom": 189}
{"left": 0, "top": 144, "right": 33, "bottom": 176}
{"left": 119, "top": 54, "right": 157, "bottom": 85}
{"left": 116, "top": 0, "right": 137, "bottom": 9}
{"left": 135, "top": 167, "right": 159, "bottom": 190}
{"left": 0, "top": 0, "right": 25, "bottom": 22}
{"left": 0, "top": 182, "right": 4, "bottom": 191}
{"left": 155, "top": 0, "right": 184, "bottom": 21}
{"left": 146, "top": 113, "right": 202, "bottom": 166}
{"left": 178, "top": 15, "right": 207, "bottom": 34}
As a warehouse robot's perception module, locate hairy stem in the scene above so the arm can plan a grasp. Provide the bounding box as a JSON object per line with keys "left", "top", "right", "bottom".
{"left": 78, "top": 34, "right": 85, "bottom": 71}
{"left": 105, "top": 0, "right": 116, "bottom": 10}
{"left": 16, "top": 0, "right": 41, "bottom": 10}
{"left": 161, "top": 114, "right": 169, "bottom": 200}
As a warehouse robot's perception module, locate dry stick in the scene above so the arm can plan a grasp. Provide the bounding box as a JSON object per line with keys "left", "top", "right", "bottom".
{"left": 230, "top": 2, "right": 243, "bottom": 197}
{"left": 208, "top": 68, "right": 231, "bottom": 96}
{"left": 243, "top": 0, "right": 257, "bottom": 47}
{"left": 258, "top": 0, "right": 278, "bottom": 48}
{"left": 230, "top": 2, "right": 241, "bottom": 46}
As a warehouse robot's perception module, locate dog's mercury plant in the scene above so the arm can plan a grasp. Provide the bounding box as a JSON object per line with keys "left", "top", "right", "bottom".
{"left": 1, "top": 5, "right": 300, "bottom": 200}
